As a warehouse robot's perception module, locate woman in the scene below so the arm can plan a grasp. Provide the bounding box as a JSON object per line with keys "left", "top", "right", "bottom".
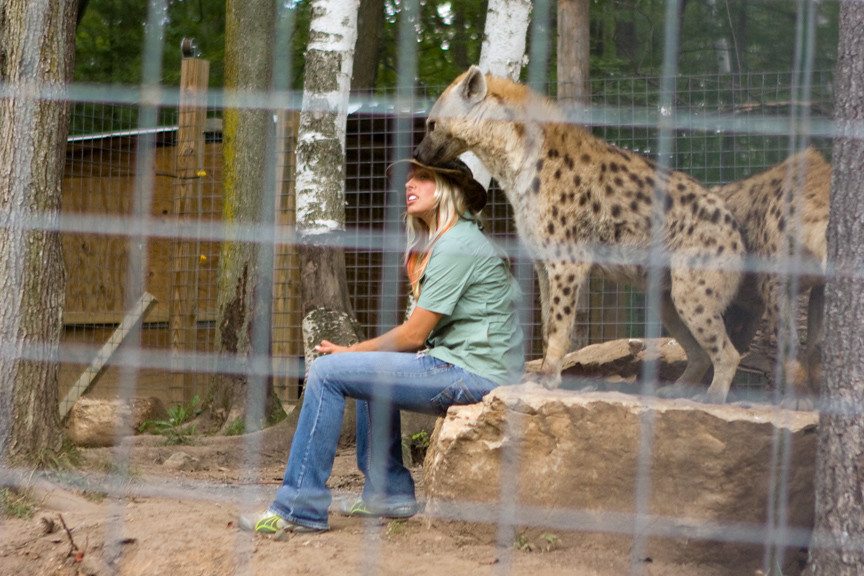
{"left": 241, "top": 158, "right": 524, "bottom": 534}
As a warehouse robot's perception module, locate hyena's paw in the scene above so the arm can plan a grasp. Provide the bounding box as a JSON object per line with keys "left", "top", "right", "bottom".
{"left": 692, "top": 390, "right": 728, "bottom": 405}
{"left": 521, "top": 371, "right": 562, "bottom": 390}
{"left": 656, "top": 382, "right": 703, "bottom": 400}
{"left": 780, "top": 395, "right": 816, "bottom": 412}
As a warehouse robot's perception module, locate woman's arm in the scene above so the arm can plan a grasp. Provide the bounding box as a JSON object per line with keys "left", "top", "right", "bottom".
{"left": 315, "top": 306, "right": 442, "bottom": 355}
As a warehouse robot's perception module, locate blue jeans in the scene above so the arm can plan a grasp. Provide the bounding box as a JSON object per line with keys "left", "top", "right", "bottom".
{"left": 270, "top": 351, "right": 499, "bottom": 530}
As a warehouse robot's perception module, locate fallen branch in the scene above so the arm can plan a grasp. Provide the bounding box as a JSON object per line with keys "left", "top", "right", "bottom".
{"left": 58, "top": 513, "right": 80, "bottom": 559}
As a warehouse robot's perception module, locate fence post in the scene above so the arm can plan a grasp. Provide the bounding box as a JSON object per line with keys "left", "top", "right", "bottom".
{"left": 271, "top": 110, "right": 303, "bottom": 401}
{"left": 169, "top": 46, "right": 210, "bottom": 405}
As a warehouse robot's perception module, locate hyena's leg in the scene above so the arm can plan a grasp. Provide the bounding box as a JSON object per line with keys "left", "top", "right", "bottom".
{"left": 535, "top": 261, "right": 551, "bottom": 353}
{"left": 655, "top": 291, "right": 712, "bottom": 399}
{"left": 802, "top": 283, "right": 825, "bottom": 393}
{"left": 533, "top": 260, "right": 591, "bottom": 390}
{"left": 669, "top": 269, "right": 740, "bottom": 404}
{"left": 766, "top": 275, "right": 820, "bottom": 409}
{"left": 723, "top": 272, "right": 766, "bottom": 354}
{"left": 805, "top": 283, "right": 825, "bottom": 356}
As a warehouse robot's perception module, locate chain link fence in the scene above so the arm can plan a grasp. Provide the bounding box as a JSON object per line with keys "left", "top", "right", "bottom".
{"left": 58, "top": 69, "right": 833, "bottom": 409}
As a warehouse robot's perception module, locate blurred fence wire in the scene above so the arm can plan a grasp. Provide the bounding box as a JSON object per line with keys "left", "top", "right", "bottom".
{"left": 0, "top": 4, "right": 844, "bottom": 574}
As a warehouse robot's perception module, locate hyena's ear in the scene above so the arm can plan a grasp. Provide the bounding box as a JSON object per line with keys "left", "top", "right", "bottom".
{"left": 461, "top": 65, "right": 487, "bottom": 104}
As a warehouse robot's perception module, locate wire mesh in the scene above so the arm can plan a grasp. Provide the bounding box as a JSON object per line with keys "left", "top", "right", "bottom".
{"left": 0, "top": 2, "right": 846, "bottom": 573}
{"left": 58, "top": 69, "right": 835, "bottom": 406}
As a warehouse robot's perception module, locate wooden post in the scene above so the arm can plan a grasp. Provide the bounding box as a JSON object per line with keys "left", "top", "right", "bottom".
{"left": 271, "top": 110, "right": 303, "bottom": 400}
{"left": 169, "top": 52, "right": 209, "bottom": 404}
{"left": 557, "top": 0, "right": 592, "bottom": 351}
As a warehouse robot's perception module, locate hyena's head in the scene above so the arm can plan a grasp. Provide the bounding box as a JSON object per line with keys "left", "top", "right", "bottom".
{"left": 414, "top": 65, "right": 489, "bottom": 166}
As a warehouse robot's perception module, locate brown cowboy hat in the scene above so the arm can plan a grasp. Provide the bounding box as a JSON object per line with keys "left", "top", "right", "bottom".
{"left": 386, "top": 157, "right": 487, "bottom": 213}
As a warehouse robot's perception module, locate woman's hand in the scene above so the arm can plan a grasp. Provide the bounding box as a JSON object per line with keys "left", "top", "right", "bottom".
{"left": 314, "top": 339, "right": 351, "bottom": 355}
{"left": 313, "top": 307, "right": 441, "bottom": 355}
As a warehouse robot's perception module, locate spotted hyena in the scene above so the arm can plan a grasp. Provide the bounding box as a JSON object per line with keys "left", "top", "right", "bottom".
{"left": 415, "top": 66, "right": 747, "bottom": 403}
{"left": 714, "top": 147, "right": 829, "bottom": 406}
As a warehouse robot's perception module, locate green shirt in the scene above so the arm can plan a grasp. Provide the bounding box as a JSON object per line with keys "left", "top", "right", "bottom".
{"left": 417, "top": 218, "right": 524, "bottom": 386}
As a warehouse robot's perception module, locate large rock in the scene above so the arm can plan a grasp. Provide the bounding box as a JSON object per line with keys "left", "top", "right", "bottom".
{"left": 525, "top": 337, "right": 689, "bottom": 390}
{"left": 423, "top": 386, "right": 818, "bottom": 572}
{"left": 65, "top": 397, "right": 168, "bottom": 447}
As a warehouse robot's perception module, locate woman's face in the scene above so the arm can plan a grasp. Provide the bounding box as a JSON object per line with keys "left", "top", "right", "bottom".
{"left": 405, "top": 166, "right": 438, "bottom": 225}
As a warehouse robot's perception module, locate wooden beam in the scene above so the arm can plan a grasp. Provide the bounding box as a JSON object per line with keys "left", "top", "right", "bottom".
{"left": 271, "top": 110, "right": 303, "bottom": 400}
{"left": 169, "top": 55, "right": 210, "bottom": 404}
{"left": 60, "top": 292, "right": 158, "bottom": 419}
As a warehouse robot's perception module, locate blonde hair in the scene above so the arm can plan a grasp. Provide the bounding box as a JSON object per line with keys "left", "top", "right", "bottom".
{"left": 404, "top": 171, "right": 472, "bottom": 298}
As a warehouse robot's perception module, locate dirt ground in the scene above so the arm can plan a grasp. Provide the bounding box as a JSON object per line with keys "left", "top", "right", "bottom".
{"left": 0, "top": 419, "right": 788, "bottom": 576}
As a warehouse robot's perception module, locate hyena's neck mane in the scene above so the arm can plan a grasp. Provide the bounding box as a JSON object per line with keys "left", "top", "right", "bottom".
{"left": 471, "top": 76, "right": 583, "bottom": 190}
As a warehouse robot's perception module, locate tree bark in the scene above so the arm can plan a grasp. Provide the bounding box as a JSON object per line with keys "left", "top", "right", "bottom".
{"left": 351, "top": 0, "right": 384, "bottom": 92}
{"left": 557, "top": 0, "right": 589, "bottom": 103}
{"left": 295, "top": 0, "right": 361, "bottom": 339}
{"left": 706, "top": 0, "right": 733, "bottom": 74}
{"left": 293, "top": 0, "right": 362, "bottom": 438}
{"left": 465, "top": 0, "right": 532, "bottom": 188}
{"left": 808, "top": 2, "right": 864, "bottom": 574}
{"left": 556, "top": 0, "right": 590, "bottom": 351}
{"left": 0, "top": 0, "right": 77, "bottom": 464}
{"left": 201, "top": 0, "right": 284, "bottom": 433}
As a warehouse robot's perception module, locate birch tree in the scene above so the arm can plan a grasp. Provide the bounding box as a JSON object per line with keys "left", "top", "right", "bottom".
{"left": 706, "top": 0, "right": 734, "bottom": 74}
{"left": 296, "top": 0, "right": 363, "bottom": 363}
{"left": 808, "top": 2, "right": 864, "bottom": 573}
{"left": 0, "top": 0, "right": 77, "bottom": 463}
{"left": 463, "top": 0, "right": 532, "bottom": 189}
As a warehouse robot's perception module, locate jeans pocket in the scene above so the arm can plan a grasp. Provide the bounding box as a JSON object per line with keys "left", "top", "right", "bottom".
{"left": 430, "top": 378, "right": 488, "bottom": 415}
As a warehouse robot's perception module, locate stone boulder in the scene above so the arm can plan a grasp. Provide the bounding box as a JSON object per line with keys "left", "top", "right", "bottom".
{"left": 525, "top": 337, "right": 689, "bottom": 390}
{"left": 163, "top": 451, "right": 201, "bottom": 471}
{"left": 65, "top": 397, "right": 169, "bottom": 447}
{"left": 423, "top": 386, "right": 818, "bottom": 573}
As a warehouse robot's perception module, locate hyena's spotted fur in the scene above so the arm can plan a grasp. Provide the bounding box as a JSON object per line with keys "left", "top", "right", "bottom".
{"left": 415, "top": 66, "right": 746, "bottom": 403}
{"left": 714, "top": 147, "right": 829, "bottom": 406}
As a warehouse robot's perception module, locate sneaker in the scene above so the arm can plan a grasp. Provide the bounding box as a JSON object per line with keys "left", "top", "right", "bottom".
{"left": 333, "top": 497, "right": 419, "bottom": 519}
{"left": 238, "top": 508, "right": 326, "bottom": 534}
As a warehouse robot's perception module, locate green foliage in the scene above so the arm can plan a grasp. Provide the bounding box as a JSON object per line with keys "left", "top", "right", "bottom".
{"left": 1, "top": 488, "right": 35, "bottom": 520}
{"left": 513, "top": 530, "right": 532, "bottom": 551}
{"left": 27, "top": 438, "right": 83, "bottom": 472}
{"left": 225, "top": 417, "right": 245, "bottom": 437}
{"left": 402, "top": 429, "right": 431, "bottom": 466}
{"left": 140, "top": 395, "right": 201, "bottom": 445}
{"left": 73, "top": 0, "right": 839, "bottom": 95}
{"left": 386, "top": 518, "right": 407, "bottom": 536}
{"left": 513, "top": 529, "right": 559, "bottom": 552}
{"left": 578, "top": 0, "right": 838, "bottom": 79}
{"left": 374, "top": 0, "right": 488, "bottom": 92}
{"left": 75, "top": 0, "right": 226, "bottom": 87}
{"left": 269, "top": 401, "right": 288, "bottom": 426}
{"left": 74, "top": 0, "right": 147, "bottom": 85}
{"left": 539, "top": 532, "right": 560, "bottom": 551}
{"left": 410, "top": 429, "right": 430, "bottom": 448}
{"left": 161, "top": 0, "right": 228, "bottom": 87}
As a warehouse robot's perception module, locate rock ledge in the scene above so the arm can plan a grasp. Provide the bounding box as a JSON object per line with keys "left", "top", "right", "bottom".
{"left": 424, "top": 386, "right": 817, "bottom": 571}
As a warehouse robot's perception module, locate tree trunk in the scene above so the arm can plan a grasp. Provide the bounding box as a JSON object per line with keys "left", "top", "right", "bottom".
{"left": 0, "top": 0, "right": 77, "bottom": 464}
{"left": 293, "top": 0, "right": 362, "bottom": 438}
{"left": 556, "top": 0, "right": 590, "bottom": 351}
{"left": 557, "top": 0, "right": 589, "bottom": 103}
{"left": 808, "top": 3, "right": 864, "bottom": 574}
{"left": 201, "top": 0, "right": 284, "bottom": 434}
{"left": 706, "top": 0, "right": 733, "bottom": 74}
{"left": 465, "top": 0, "right": 532, "bottom": 188}
{"left": 351, "top": 0, "right": 384, "bottom": 92}
{"left": 296, "top": 0, "right": 361, "bottom": 336}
